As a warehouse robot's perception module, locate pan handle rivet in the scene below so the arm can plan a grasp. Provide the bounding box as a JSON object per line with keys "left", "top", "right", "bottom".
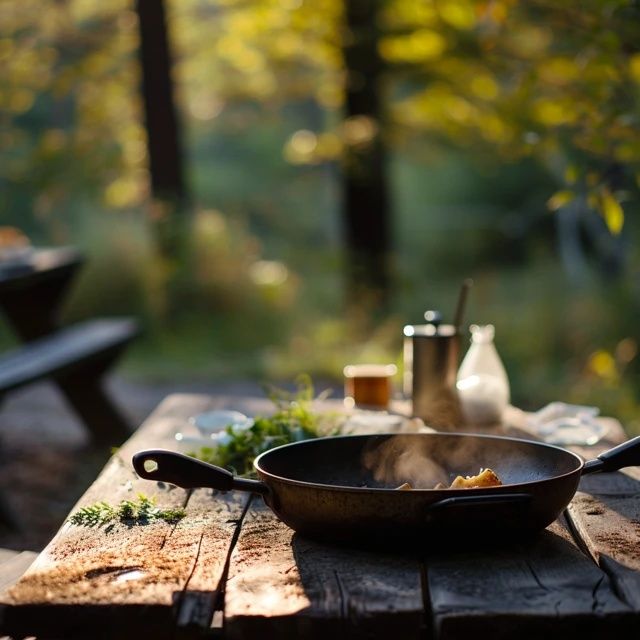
{"left": 143, "top": 459, "right": 159, "bottom": 474}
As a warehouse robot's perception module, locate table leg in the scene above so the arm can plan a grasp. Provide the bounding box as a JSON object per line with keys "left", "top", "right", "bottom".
{"left": 0, "top": 398, "right": 21, "bottom": 529}
{"left": 56, "top": 376, "right": 133, "bottom": 447}
{"left": 55, "top": 348, "right": 134, "bottom": 446}
{"left": 0, "top": 493, "right": 20, "bottom": 530}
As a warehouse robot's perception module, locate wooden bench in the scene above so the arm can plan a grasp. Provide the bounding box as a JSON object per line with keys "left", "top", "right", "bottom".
{"left": 0, "top": 318, "right": 140, "bottom": 445}
{"left": 0, "top": 319, "right": 138, "bottom": 393}
{"left": 0, "top": 248, "right": 141, "bottom": 447}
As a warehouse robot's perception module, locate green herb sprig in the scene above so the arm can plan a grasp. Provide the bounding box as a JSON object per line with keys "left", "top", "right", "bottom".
{"left": 190, "top": 375, "right": 340, "bottom": 477}
{"left": 69, "top": 494, "right": 186, "bottom": 528}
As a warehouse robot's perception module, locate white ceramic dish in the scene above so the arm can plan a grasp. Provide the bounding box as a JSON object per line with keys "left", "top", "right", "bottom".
{"left": 190, "top": 410, "right": 253, "bottom": 435}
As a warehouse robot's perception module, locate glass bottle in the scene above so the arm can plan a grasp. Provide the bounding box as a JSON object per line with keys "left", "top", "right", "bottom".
{"left": 456, "top": 324, "right": 510, "bottom": 425}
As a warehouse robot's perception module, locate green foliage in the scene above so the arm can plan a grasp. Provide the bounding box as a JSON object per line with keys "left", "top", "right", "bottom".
{"left": 69, "top": 494, "right": 186, "bottom": 528}
{"left": 68, "top": 501, "right": 115, "bottom": 528}
{"left": 189, "top": 375, "right": 340, "bottom": 476}
{"left": 380, "top": 0, "right": 640, "bottom": 240}
{"left": 3, "top": 0, "right": 639, "bottom": 239}
{"left": 0, "top": 0, "right": 142, "bottom": 233}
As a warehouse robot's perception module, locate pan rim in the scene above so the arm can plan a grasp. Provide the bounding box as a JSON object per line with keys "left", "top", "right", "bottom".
{"left": 253, "top": 431, "right": 585, "bottom": 494}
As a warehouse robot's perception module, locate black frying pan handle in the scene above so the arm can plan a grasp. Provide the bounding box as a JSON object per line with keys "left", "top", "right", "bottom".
{"left": 582, "top": 435, "right": 640, "bottom": 474}
{"left": 132, "top": 449, "right": 269, "bottom": 495}
{"left": 426, "top": 493, "right": 532, "bottom": 514}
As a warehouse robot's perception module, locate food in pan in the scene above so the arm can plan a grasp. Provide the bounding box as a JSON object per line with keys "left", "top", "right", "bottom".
{"left": 395, "top": 468, "right": 502, "bottom": 490}
{"left": 449, "top": 468, "right": 502, "bottom": 488}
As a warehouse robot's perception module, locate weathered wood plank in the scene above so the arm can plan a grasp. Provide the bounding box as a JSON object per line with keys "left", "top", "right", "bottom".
{"left": 427, "top": 417, "right": 640, "bottom": 639}
{"left": 543, "top": 415, "right": 640, "bottom": 617}
{"left": 0, "top": 394, "right": 250, "bottom": 639}
{"left": 224, "top": 499, "right": 424, "bottom": 640}
{"left": 566, "top": 491, "right": 640, "bottom": 611}
{"left": 578, "top": 467, "right": 640, "bottom": 495}
{"left": 427, "top": 519, "right": 634, "bottom": 640}
{"left": 1, "top": 492, "right": 248, "bottom": 639}
{"left": 173, "top": 488, "right": 250, "bottom": 634}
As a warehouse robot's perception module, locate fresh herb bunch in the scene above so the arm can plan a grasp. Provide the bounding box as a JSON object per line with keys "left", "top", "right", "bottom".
{"left": 69, "top": 494, "right": 186, "bottom": 528}
{"left": 190, "top": 375, "right": 338, "bottom": 477}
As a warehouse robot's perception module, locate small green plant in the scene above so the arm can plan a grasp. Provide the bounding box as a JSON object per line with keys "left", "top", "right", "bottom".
{"left": 69, "top": 494, "right": 186, "bottom": 528}
{"left": 189, "top": 375, "right": 340, "bottom": 476}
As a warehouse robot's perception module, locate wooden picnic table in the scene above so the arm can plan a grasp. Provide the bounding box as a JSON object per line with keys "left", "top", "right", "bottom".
{"left": 0, "top": 246, "right": 84, "bottom": 341}
{"left": 1, "top": 393, "right": 639, "bottom": 639}
{"left": 0, "top": 246, "right": 139, "bottom": 444}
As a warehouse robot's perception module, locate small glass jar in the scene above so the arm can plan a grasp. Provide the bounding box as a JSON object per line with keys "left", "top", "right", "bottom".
{"left": 343, "top": 364, "right": 397, "bottom": 409}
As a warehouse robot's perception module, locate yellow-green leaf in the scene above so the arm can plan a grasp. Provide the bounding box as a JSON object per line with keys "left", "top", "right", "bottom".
{"left": 438, "top": 0, "right": 476, "bottom": 30}
{"left": 564, "top": 165, "right": 578, "bottom": 185}
{"left": 547, "top": 190, "right": 575, "bottom": 211}
{"left": 587, "top": 350, "right": 618, "bottom": 382}
{"left": 630, "top": 53, "right": 640, "bottom": 82}
{"left": 600, "top": 188, "right": 624, "bottom": 235}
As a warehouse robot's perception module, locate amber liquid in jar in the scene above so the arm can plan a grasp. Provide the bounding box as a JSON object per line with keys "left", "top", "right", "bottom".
{"left": 343, "top": 364, "right": 397, "bottom": 409}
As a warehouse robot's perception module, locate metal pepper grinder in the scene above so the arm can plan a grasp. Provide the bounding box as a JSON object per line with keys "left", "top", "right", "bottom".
{"left": 403, "top": 310, "right": 462, "bottom": 429}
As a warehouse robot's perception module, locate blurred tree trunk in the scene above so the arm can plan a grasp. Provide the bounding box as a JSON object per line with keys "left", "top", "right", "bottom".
{"left": 342, "top": 0, "right": 391, "bottom": 309}
{"left": 135, "top": 0, "right": 187, "bottom": 256}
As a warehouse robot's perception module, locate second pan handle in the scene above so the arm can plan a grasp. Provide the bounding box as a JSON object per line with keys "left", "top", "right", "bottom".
{"left": 132, "top": 449, "right": 269, "bottom": 496}
{"left": 582, "top": 435, "right": 640, "bottom": 474}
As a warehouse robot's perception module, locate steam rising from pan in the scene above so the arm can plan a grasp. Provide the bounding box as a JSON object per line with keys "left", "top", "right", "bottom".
{"left": 362, "top": 436, "right": 448, "bottom": 488}
{"left": 361, "top": 434, "right": 501, "bottom": 489}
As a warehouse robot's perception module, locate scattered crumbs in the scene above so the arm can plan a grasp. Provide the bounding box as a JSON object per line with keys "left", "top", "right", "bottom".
{"left": 596, "top": 531, "right": 640, "bottom": 563}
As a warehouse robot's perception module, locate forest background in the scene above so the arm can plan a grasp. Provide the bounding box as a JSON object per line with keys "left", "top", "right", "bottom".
{"left": 2, "top": 0, "right": 640, "bottom": 433}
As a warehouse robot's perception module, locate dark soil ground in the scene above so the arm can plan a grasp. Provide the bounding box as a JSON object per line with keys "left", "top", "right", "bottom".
{"left": 0, "top": 377, "right": 265, "bottom": 552}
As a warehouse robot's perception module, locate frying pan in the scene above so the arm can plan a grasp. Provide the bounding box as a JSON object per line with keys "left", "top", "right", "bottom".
{"left": 132, "top": 433, "right": 640, "bottom": 546}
